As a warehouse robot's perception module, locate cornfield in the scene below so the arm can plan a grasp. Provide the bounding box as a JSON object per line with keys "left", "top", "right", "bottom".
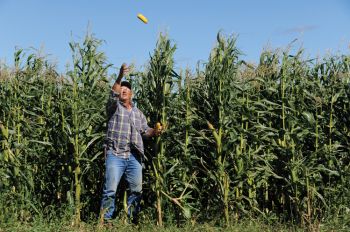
{"left": 1, "top": 33, "right": 350, "bottom": 229}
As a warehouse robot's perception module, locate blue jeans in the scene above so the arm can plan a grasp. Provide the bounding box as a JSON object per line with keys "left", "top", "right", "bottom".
{"left": 100, "top": 150, "right": 142, "bottom": 221}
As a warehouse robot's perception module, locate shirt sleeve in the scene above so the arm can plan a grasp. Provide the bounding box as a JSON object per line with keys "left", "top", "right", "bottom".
{"left": 106, "top": 90, "right": 119, "bottom": 119}
{"left": 140, "top": 111, "right": 151, "bottom": 135}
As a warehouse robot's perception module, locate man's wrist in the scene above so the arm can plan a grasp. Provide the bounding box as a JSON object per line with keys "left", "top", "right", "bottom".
{"left": 115, "top": 77, "right": 122, "bottom": 84}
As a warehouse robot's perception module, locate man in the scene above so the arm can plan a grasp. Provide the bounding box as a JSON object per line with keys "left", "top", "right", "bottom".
{"left": 100, "top": 63, "right": 161, "bottom": 224}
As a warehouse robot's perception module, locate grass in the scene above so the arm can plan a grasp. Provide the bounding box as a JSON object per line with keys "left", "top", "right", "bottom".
{"left": 0, "top": 218, "right": 313, "bottom": 232}
{"left": 0, "top": 211, "right": 348, "bottom": 232}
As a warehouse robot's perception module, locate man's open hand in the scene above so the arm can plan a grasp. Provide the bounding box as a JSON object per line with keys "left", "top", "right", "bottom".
{"left": 118, "top": 63, "right": 129, "bottom": 78}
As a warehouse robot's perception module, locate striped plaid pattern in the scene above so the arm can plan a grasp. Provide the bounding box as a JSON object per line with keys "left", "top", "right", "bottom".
{"left": 106, "top": 91, "right": 150, "bottom": 158}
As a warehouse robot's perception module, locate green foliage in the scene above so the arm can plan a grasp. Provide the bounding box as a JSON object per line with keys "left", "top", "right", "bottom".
{"left": 0, "top": 32, "right": 350, "bottom": 230}
{"left": 0, "top": 34, "right": 111, "bottom": 223}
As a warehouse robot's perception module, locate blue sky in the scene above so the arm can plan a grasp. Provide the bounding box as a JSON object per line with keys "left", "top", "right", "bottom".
{"left": 0, "top": 0, "right": 349, "bottom": 73}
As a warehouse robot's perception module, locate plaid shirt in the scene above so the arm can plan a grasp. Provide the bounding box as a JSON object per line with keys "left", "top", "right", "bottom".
{"left": 105, "top": 90, "right": 150, "bottom": 158}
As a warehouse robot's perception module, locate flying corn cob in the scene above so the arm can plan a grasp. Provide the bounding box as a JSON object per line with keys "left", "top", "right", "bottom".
{"left": 137, "top": 13, "right": 148, "bottom": 24}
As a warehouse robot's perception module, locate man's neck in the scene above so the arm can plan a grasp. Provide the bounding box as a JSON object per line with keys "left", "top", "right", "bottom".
{"left": 125, "top": 104, "right": 132, "bottom": 111}
{"left": 121, "top": 100, "right": 132, "bottom": 110}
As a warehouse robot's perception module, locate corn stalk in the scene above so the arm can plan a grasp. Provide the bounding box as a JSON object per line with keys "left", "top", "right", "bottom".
{"left": 135, "top": 33, "right": 177, "bottom": 226}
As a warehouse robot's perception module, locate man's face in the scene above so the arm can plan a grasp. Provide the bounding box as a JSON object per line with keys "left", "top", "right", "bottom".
{"left": 120, "top": 86, "right": 132, "bottom": 102}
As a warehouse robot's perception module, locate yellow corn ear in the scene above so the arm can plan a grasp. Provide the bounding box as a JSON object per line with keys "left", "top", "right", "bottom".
{"left": 137, "top": 14, "right": 148, "bottom": 24}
